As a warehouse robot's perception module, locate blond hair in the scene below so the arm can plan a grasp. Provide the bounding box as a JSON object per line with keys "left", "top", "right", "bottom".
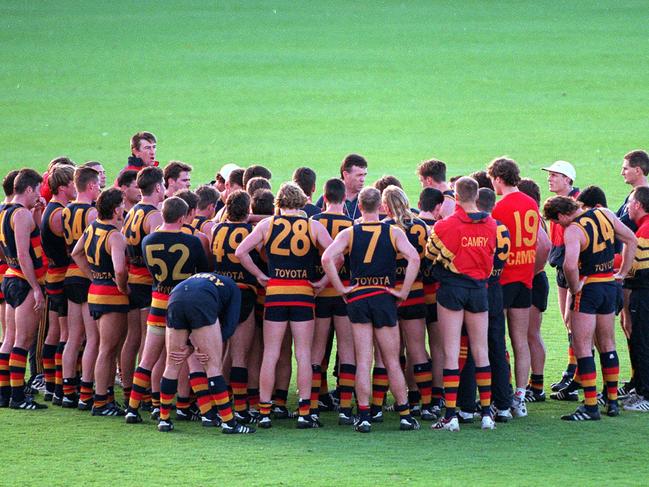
{"left": 275, "top": 182, "right": 307, "bottom": 211}
{"left": 382, "top": 185, "right": 414, "bottom": 230}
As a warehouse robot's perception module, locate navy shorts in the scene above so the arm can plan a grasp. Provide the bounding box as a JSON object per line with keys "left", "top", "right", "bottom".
{"left": 426, "top": 301, "right": 438, "bottom": 325}
{"left": 532, "top": 271, "right": 549, "bottom": 312}
{"left": 502, "top": 282, "right": 532, "bottom": 309}
{"left": 555, "top": 268, "right": 568, "bottom": 289}
{"left": 48, "top": 292, "right": 68, "bottom": 316}
{"left": 2, "top": 277, "right": 32, "bottom": 308}
{"left": 437, "top": 283, "right": 488, "bottom": 313}
{"left": 129, "top": 283, "right": 152, "bottom": 310}
{"left": 64, "top": 278, "right": 90, "bottom": 304}
{"left": 571, "top": 281, "right": 618, "bottom": 315}
{"left": 315, "top": 295, "right": 347, "bottom": 319}
{"left": 264, "top": 304, "right": 314, "bottom": 323}
{"left": 239, "top": 288, "right": 256, "bottom": 324}
{"left": 168, "top": 295, "right": 222, "bottom": 331}
{"left": 347, "top": 293, "right": 397, "bottom": 328}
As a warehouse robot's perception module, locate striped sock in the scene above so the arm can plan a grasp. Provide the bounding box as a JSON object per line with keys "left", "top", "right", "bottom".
{"left": 338, "top": 363, "right": 356, "bottom": 415}
{"left": 151, "top": 391, "right": 160, "bottom": 409}
{"left": 176, "top": 396, "right": 191, "bottom": 411}
{"left": 529, "top": 373, "right": 544, "bottom": 393}
{"left": 229, "top": 367, "right": 248, "bottom": 413}
{"left": 63, "top": 377, "right": 78, "bottom": 398}
{"left": 189, "top": 372, "right": 215, "bottom": 416}
{"left": 272, "top": 389, "right": 288, "bottom": 408}
{"left": 42, "top": 343, "right": 57, "bottom": 394}
{"left": 298, "top": 398, "right": 310, "bottom": 418}
{"left": 54, "top": 342, "right": 65, "bottom": 398}
{"left": 459, "top": 333, "right": 469, "bottom": 372}
{"left": 566, "top": 333, "right": 577, "bottom": 378}
{"left": 395, "top": 402, "right": 412, "bottom": 420}
{"left": 599, "top": 350, "right": 619, "bottom": 402}
{"left": 414, "top": 361, "right": 433, "bottom": 407}
{"left": 94, "top": 393, "right": 108, "bottom": 409}
{"left": 310, "top": 364, "right": 322, "bottom": 414}
{"left": 577, "top": 357, "right": 598, "bottom": 412}
{"left": 79, "top": 381, "right": 93, "bottom": 403}
{"left": 371, "top": 367, "right": 388, "bottom": 413}
{"left": 358, "top": 404, "right": 371, "bottom": 422}
{"left": 159, "top": 377, "right": 177, "bottom": 421}
{"left": 475, "top": 365, "right": 492, "bottom": 414}
{"left": 129, "top": 367, "right": 151, "bottom": 411}
{"left": 0, "top": 352, "right": 10, "bottom": 400}
{"left": 443, "top": 368, "right": 460, "bottom": 419}
{"left": 431, "top": 387, "right": 443, "bottom": 408}
{"left": 259, "top": 401, "right": 272, "bottom": 418}
{"left": 9, "top": 347, "right": 28, "bottom": 403}
{"left": 247, "top": 388, "right": 260, "bottom": 411}
{"left": 209, "top": 375, "right": 234, "bottom": 424}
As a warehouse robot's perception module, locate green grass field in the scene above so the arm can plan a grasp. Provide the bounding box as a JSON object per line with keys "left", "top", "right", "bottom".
{"left": 1, "top": 1, "right": 648, "bottom": 485}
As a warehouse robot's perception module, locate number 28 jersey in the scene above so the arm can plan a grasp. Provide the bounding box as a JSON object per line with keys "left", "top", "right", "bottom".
{"left": 264, "top": 215, "right": 318, "bottom": 281}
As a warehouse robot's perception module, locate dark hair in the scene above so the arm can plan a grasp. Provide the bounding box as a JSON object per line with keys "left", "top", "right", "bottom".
{"left": 48, "top": 156, "right": 75, "bottom": 173}
{"left": 632, "top": 186, "right": 649, "bottom": 213}
{"left": 417, "top": 159, "right": 446, "bottom": 183}
{"left": 292, "top": 167, "right": 317, "bottom": 197}
{"left": 163, "top": 161, "right": 192, "bottom": 185}
{"left": 242, "top": 165, "right": 272, "bottom": 187}
{"left": 373, "top": 175, "right": 402, "bottom": 194}
{"left": 340, "top": 154, "right": 368, "bottom": 178}
{"left": 228, "top": 168, "right": 244, "bottom": 188}
{"left": 226, "top": 190, "right": 250, "bottom": 222}
{"left": 518, "top": 178, "right": 541, "bottom": 207}
{"left": 2, "top": 170, "right": 19, "bottom": 197}
{"left": 82, "top": 161, "right": 103, "bottom": 170}
{"left": 14, "top": 168, "right": 43, "bottom": 194}
{"left": 577, "top": 185, "right": 608, "bottom": 209}
{"left": 418, "top": 187, "right": 444, "bottom": 212}
{"left": 174, "top": 189, "right": 198, "bottom": 211}
{"left": 96, "top": 188, "right": 123, "bottom": 220}
{"left": 487, "top": 157, "right": 521, "bottom": 187}
{"left": 74, "top": 166, "right": 99, "bottom": 193}
{"left": 476, "top": 188, "right": 496, "bottom": 213}
{"left": 116, "top": 170, "right": 138, "bottom": 189}
{"left": 543, "top": 196, "right": 579, "bottom": 221}
{"left": 162, "top": 196, "right": 188, "bottom": 223}
{"left": 324, "top": 178, "right": 346, "bottom": 205}
{"left": 358, "top": 187, "right": 381, "bottom": 213}
{"left": 49, "top": 165, "right": 75, "bottom": 195}
{"left": 131, "top": 131, "right": 156, "bottom": 152}
{"left": 470, "top": 170, "right": 494, "bottom": 190}
{"left": 624, "top": 150, "right": 649, "bottom": 176}
{"left": 137, "top": 166, "right": 164, "bottom": 196}
{"left": 246, "top": 177, "right": 271, "bottom": 196}
{"left": 251, "top": 189, "right": 274, "bottom": 215}
{"left": 195, "top": 184, "right": 219, "bottom": 210}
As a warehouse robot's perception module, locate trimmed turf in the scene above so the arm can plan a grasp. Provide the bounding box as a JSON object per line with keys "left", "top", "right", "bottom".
{"left": 1, "top": 1, "right": 648, "bottom": 485}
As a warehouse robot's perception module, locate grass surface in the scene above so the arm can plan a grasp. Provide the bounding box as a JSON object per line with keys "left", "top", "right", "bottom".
{"left": 1, "top": 1, "right": 648, "bottom": 485}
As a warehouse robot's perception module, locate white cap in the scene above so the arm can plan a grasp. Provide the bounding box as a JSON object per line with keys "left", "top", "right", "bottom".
{"left": 217, "top": 163, "right": 241, "bottom": 181}
{"left": 542, "top": 160, "right": 576, "bottom": 182}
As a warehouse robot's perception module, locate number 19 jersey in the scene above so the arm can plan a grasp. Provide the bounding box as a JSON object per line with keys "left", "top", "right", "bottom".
{"left": 492, "top": 191, "right": 539, "bottom": 288}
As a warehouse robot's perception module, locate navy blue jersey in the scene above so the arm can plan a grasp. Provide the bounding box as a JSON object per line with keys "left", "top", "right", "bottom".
{"left": 41, "top": 201, "right": 69, "bottom": 269}
{"left": 62, "top": 201, "right": 93, "bottom": 251}
{"left": 489, "top": 221, "right": 511, "bottom": 284}
{"left": 211, "top": 221, "right": 259, "bottom": 291}
{"left": 264, "top": 215, "right": 317, "bottom": 281}
{"left": 0, "top": 203, "right": 46, "bottom": 284}
{"left": 347, "top": 221, "right": 396, "bottom": 301}
{"left": 123, "top": 203, "right": 158, "bottom": 267}
{"left": 311, "top": 212, "right": 353, "bottom": 283}
{"left": 384, "top": 217, "right": 428, "bottom": 282}
{"left": 572, "top": 208, "right": 616, "bottom": 278}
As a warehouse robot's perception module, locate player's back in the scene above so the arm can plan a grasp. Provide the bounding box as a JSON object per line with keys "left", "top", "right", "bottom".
{"left": 572, "top": 208, "right": 615, "bottom": 279}
{"left": 123, "top": 203, "right": 158, "bottom": 285}
{"left": 211, "top": 221, "right": 258, "bottom": 291}
{"left": 492, "top": 191, "right": 539, "bottom": 287}
{"left": 264, "top": 214, "right": 317, "bottom": 280}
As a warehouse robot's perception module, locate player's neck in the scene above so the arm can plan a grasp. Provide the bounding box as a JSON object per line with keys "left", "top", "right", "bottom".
{"left": 159, "top": 222, "right": 183, "bottom": 232}
{"left": 459, "top": 201, "right": 479, "bottom": 213}
{"left": 360, "top": 212, "right": 380, "bottom": 222}
{"left": 280, "top": 208, "right": 301, "bottom": 215}
{"left": 76, "top": 192, "right": 94, "bottom": 204}
{"left": 500, "top": 185, "right": 519, "bottom": 196}
{"left": 196, "top": 209, "right": 213, "bottom": 218}
{"left": 12, "top": 194, "right": 30, "bottom": 208}
{"left": 51, "top": 194, "right": 69, "bottom": 206}
{"left": 345, "top": 187, "right": 359, "bottom": 202}
{"left": 632, "top": 177, "right": 648, "bottom": 189}
{"left": 418, "top": 210, "right": 435, "bottom": 220}
{"left": 124, "top": 201, "right": 134, "bottom": 213}
{"left": 326, "top": 203, "right": 345, "bottom": 214}
{"left": 141, "top": 195, "right": 160, "bottom": 206}
{"left": 431, "top": 181, "right": 450, "bottom": 192}
{"left": 100, "top": 216, "right": 119, "bottom": 227}
{"left": 555, "top": 186, "right": 573, "bottom": 197}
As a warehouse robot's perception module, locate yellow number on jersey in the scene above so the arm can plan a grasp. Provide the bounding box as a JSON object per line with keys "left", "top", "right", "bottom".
{"left": 269, "top": 218, "right": 311, "bottom": 258}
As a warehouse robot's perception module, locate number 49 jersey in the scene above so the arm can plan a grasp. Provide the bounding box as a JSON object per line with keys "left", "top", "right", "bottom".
{"left": 211, "top": 221, "right": 260, "bottom": 291}
{"left": 492, "top": 191, "right": 539, "bottom": 288}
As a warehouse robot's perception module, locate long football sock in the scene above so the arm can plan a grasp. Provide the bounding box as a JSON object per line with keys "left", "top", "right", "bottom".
{"left": 190, "top": 371, "right": 216, "bottom": 416}
{"left": 229, "top": 367, "right": 248, "bottom": 413}
{"left": 129, "top": 366, "right": 151, "bottom": 411}
{"left": 208, "top": 375, "right": 234, "bottom": 424}
{"left": 310, "top": 364, "right": 322, "bottom": 414}
{"left": 443, "top": 368, "right": 460, "bottom": 419}
{"left": 529, "top": 373, "right": 544, "bottom": 394}
{"left": 338, "top": 363, "right": 356, "bottom": 415}
{"left": 9, "top": 348, "right": 28, "bottom": 403}
{"left": 566, "top": 333, "right": 577, "bottom": 378}
{"left": 42, "top": 343, "right": 57, "bottom": 394}
{"left": 0, "top": 353, "right": 10, "bottom": 400}
{"left": 159, "top": 377, "right": 177, "bottom": 421}
{"left": 476, "top": 365, "right": 492, "bottom": 414}
{"left": 54, "top": 341, "right": 65, "bottom": 398}
{"left": 577, "top": 356, "right": 598, "bottom": 412}
{"left": 600, "top": 350, "right": 619, "bottom": 402}
{"left": 370, "top": 367, "right": 388, "bottom": 414}
{"left": 272, "top": 389, "right": 288, "bottom": 408}
{"left": 414, "top": 361, "right": 433, "bottom": 407}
